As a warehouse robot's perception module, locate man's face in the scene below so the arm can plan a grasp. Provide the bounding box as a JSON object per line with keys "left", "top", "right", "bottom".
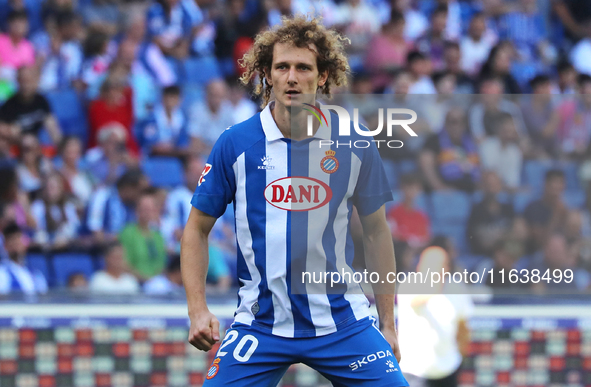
{"left": 469, "top": 17, "right": 485, "bottom": 39}
{"left": 545, "top": 176, "right": 565, "bottom": 200}
{"left": 4, "top": 233, "right": 26, "bottom": 263}
{"left": 106, "top": 246, "right": 126, "bottom": 273}
{"left": 206, "top": 81, "right": 228, "bottom": 112}
{"left": 267, "top": 42, "right": 327, "bottom": 109}
{"left": 9, "top": 18, "right": 28, "bottom": 39}
{"left": 18, "top": 67, "right": 39, "bottom": 97}
{"left": 544, "top": 235, "right": 570, "bottom": 269}
{"left": 136, "top": 195, "right": 157, "bottom": 225}
{"left": 483, "top": 171, "right": 502, "bottom": 196}
{"left": 163, "top": 93, "right": 180, "bottom": 112}
{"left": 445, "top": 109, "right": 466, "bottom": 141}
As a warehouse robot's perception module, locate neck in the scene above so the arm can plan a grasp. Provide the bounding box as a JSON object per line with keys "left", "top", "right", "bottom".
{"left": 138, "top": 222, "right": 150, "bottom": 231}
{"left": 106, "top": 268, "right": 122, "bottom": 278}
{"left": 272, "top": 101, "right": 320, "bottom": 141}
{"left": 10, "top": 35, "right": 22, "bottom": 45}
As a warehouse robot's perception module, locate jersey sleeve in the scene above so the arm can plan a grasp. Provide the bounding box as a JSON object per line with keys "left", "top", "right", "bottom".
{"left": 353, "top": 142, "right": 393, "bottom": 216}
{"left": 191, "top": 130, "right": 236, "bottom": 218}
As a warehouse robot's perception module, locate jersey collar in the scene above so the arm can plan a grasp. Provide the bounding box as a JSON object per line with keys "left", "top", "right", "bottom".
{"left": 260, "top": 101, "right": 332, "bottom": 141}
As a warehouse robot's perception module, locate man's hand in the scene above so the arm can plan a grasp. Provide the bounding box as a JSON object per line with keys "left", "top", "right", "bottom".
{"left": 188, "top": 310, "right": 220, "bottom": 351}
{"left": 381, "top": 325, "right": 402, "bottom": 363}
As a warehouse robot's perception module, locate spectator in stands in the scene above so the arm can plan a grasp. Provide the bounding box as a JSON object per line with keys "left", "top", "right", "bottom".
{"left": 385, "top": 0, "right": 427, "bottom": 42}
{"left": 37, "top": 11, "right": 84, "bottom": 92}
{"left": 442, "top": 41, "right": 474, "bottom": 94}
{"left": 0, "top": 66, "right": 63, "bottom": 146}
{"left": 0, "top": 122, "right": 11, "bottom": 160}
{"left": 364, "top": 10, "right": 410, "bottom": 90}
{"left": 140, "top": 85, "right": 189, "bottom": 157}
{"left": 334, "top": 0, "right": 379, "bottom": 68}
{"left": 188, "top": 79, "right": 234, "bottom": 155}
{"left": 162, "top": 155, "right": 202, "bottom": 253}
{"left": 16, "top": 133, "right": 54, "bottom": 198}
{"left": 524, "top": 169, "right": 568, "bottom": 253}
{"left": 420, "top": 108, "right": 480, "bottom": 192}
{"left": 30, "top": 172, "right": 80, "bottom": 251}
{"left": 469, "top": 76, "right": 526, "bottom": 143}
{"left": 0, "top": 11, "right": 35, "bottom": 84}
{"left": 119, "top": 192, "right": 167, "bottom": 281}
{"left": 85, "top": 123, "right": 133, "bottom": 187}
{"left": 545, "top": 74, "right": 591, "bottom": 160}
{"left": 483, "top": 241, "right": 523, "bottom": 289}
{"left": 67, "top": 272, "right": 89, "bottom": 291}
{"left": 146, "top": 0, "right": 202, "bottom": 60}
{"left": 227, "top": 76, "right": 257, "bottom": 124}
{"left": 478, "top": 42, "right": 521, "bottom": 94}
{"left": 461, "top": 13, "right": 496, "bottom": 77}
{"left": 0, "top": 222, "right": 48, "bottom": 295}
{"left": 89, "top": 241, "right": 140, "bottom": 294}
{"left": 80, "top": 30, "right": 113, "bottom": 97}
{"left": 520, "top": 75, "right": 555, "bottom": 158}
{"left": 387, "top": 174, "right": 430, "bottom": 248}
{"left": 398, "top": 245, "right": 472, "bottom": 387}
{"left": 59, "top": 136, "right": 93, "bottom": 209}
{"left": 88, "top": 75, "right": 138, "bottom": 156}
{"left": 86, "top": 168, "right": 146, "bottom": 246}
{"left": 522, "top": 233, "right": 590, "bottom": 291}
{"left": 120, "top": 14, "right": 177, "bottom": 89}
{"left": 466, "top": 171, "right": 514, "bottom": 256}
{"left": 0, "top": 166, "right": 36, "bottom": 232}
{"left": 406, "top": 50, "right": 436, "bottom": 94}
{"left": 143, "top": 254, "right": 183, "bottom": 295}
{"left": 556, "top": 61, "right": 577, "bottom": 95}
{"left": 423, "top": 71, "right": 456, "bottom": 132}
{"left": 81, "top": 0, "right": 121, "bottom": 36}
{"left": 498, "top": 0, "right": 554, "bottom": 65}
{"left": 553, "top": 0, "right": 591, "bottom": 45}
{"left": 479, "top": 112, "right": 523, "bottom": 191}
{"left": 415, "top": 5, "right": 448, "bottom": 71}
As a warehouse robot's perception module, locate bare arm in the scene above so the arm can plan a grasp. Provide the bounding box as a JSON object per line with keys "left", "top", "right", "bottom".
{"left": 44, "top": 115, "right": 62, "bottom": 145}
{"left": 554, "top": 1, "right": 587, "bottom": 38}
{"left": 181, "top": 207, "right": 220, "bottom": 351}
{"left": 359, "top": 205, "right": 401, "bottom": 362}
{"left": 456, "top": 319, "right": 471, "bottom": 357}
{"left": 419, "top": 150, "right": 447, "bottom": 191}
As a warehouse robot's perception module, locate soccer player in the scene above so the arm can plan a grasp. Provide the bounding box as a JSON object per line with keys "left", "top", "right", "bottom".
{"left": 181, "top": 16, "right": 409, "bottom": 386}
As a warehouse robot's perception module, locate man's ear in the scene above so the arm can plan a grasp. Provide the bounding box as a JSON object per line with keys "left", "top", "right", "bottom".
{"left": 318, "top": 70, "right": 328, "bottom": 87}
{"left": 264, "top": 68, "right": 272, "bottom": 86}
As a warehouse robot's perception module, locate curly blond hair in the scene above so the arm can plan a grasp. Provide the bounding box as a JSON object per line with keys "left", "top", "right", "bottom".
{"left": 239, "top": 16, "right": 350, "bottom": 107}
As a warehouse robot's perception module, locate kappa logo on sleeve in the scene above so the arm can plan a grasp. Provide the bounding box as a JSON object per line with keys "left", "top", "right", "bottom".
{"left": 198, "top": 163, "right": 212, "bottom": 186}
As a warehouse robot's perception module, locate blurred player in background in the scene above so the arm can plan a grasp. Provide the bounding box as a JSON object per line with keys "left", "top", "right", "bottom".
{"left": 181, "top": 16, "right": 408, "bottom": 387}
{"left": 397, "top": 245, "right": 473, "bottom": 387}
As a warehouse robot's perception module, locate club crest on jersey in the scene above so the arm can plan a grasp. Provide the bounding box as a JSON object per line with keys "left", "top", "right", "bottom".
{"left": 198, "top": 163, "right": 212, "bottom": 186}
{"left": 264, "top": 177, "right": 332, "bottom": 211}
{"left": 320, "top": 150, "right": 338, "bottom": 174}
{"left": 206, "top": 358, "right": 221, "bottom": 379}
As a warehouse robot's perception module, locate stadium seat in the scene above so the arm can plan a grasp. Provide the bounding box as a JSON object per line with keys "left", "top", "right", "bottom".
{"left": 561, "top": 162, "right": 581, "bottom": 191}
{"left": 52, "top": 253, "right": 95, "bottom": 287}
{"left": 430, "top": 221, "right": 467, "bottom": 253}
{"left": 523, "top": 160, "right": 552, "bottom": 192}
{"left": 563, "top": 190, "right": 586, "bottom": 209}
{"left": 142, "top": 157, "right": 185, "bottom": 188}
{"left": 45, "top": 89, "right": 89, "bottom": 144}
{"left": 26, "top": 254, "right": 50, "bottom": 285}
{"left": 430, "top": 190, "right": 471, "bottom": 223}
{"left": 184, "top": 57, "right": 221, "bottom": 85}
{"left": 513, "top": 191, "right": 536, "bottom": 214}
{"left": 182, "top": 84, "right": 205, "bottom": 110}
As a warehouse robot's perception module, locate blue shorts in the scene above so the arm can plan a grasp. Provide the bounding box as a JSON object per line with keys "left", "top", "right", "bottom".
{"left": 203, "top": 317, "right": 409, "bottom": 387}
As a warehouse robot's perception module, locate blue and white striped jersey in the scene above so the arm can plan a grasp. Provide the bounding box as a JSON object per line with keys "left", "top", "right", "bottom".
{"left": 192, "top": 102, "right": 393, "bottom": 338}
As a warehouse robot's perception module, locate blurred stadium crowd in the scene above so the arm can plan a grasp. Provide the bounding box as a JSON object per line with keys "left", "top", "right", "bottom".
{"left": 0, "top": 0, "right": 591, "bottom": 295}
